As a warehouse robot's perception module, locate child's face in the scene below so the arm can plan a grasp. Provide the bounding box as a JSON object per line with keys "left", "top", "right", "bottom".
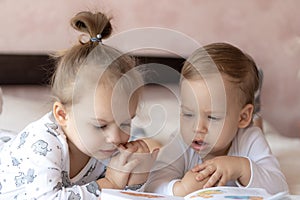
{"left": 64, "top": 84, "right": 137, "bottom": 160}
{"left": 180, "top": 77, "right": 243, "bottom": 158}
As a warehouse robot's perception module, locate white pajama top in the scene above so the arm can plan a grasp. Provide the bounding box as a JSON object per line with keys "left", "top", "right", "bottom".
{"left": 0, "top": 112, "right": 107, "bottom": 200}
{"left": 144, "top": 127, "right": 288, "bottom": 195}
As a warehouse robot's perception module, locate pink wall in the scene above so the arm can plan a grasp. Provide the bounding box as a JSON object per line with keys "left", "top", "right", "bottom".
{"left": 0, "top": 0, "right": 299, "bottom": 137}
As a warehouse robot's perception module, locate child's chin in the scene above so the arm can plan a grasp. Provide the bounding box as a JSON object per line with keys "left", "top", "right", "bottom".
{"left": 192, "top": 146, "right": 211, "bottom": 158}
{"left": 92, "top": 152, "right": 113, "bottom": 160}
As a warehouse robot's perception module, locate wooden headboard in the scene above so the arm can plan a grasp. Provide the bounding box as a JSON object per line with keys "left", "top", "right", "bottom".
{"left": 0, "top": 54, "right": 185, "bottom": 85}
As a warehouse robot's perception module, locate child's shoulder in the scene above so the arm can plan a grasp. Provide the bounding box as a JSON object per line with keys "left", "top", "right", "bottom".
{"left": 11, "top": 112, "right": 66, "bottom": 149}
{"left": 231, "top": 126, "right": 266, "bottom": 154}
{"left": 237, "top": 126, "right": 264, "bottom": 141}
{"left": 22, "top": 112, "right": 62, "bottom": 136}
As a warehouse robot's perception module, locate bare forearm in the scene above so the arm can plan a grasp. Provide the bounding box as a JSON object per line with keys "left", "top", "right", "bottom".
{"left": 173, "top": 180, "right": 191, "bottom": 197}
{"left": 173, "top": 176, "right": 209, "bottom": 197}
{"left": 96, "top": 177, "right": 120, "bottom": 190}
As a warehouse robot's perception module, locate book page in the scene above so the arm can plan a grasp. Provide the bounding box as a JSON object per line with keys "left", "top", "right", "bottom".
{"left": 100, "top": 187, "right": 288, "bottom": 200}
{"left": 184, "top": 187, "right": 273, "bottom": 200}
{"left": 101, "top": 189, "right": 183, "bottom": 200}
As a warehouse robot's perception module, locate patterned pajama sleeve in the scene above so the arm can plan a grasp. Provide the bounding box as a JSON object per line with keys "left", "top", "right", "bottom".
{"left": 0, "top": 120, "right": 102, "bottom": 199}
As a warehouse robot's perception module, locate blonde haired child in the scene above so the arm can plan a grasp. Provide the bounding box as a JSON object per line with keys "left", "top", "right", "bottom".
{"left": 0, "top": 11, "right": 158, "bottom": 199}
{"left": 144, "top": 43, "right": 288, "bottom": 196}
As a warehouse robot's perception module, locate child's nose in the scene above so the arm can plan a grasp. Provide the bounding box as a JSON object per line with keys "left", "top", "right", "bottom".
{"left": 195, "top": 118, "right": 208, "bottom": 134}
{"left": 106, "top": 124, "right": 129, "bottom": 145}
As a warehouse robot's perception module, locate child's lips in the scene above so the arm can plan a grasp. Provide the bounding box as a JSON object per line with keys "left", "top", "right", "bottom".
{"left": 191, "top": 139, "right": 208, "bottom": 151}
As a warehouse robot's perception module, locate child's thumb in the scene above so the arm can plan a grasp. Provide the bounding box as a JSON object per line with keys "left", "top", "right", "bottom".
{"left": 150, "top": 148, "right": 160, "bottom": 160}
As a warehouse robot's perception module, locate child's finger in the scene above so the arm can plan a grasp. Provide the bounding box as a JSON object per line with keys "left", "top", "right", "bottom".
{"left": 129, "top": 140, "right": 149, "bottom": 153}
{"left": 195, "top": 166, "right": 215, "bottom": 181}
{"left": 136, "top": 139, "right": 150, "bottom": 152}
{"left": 118, "top": 144, "right": 126, "bottom": 151}
{"left": 217, "top": 174, "right": 227, "bottom": 187}
{"left": 117, "top": 146, "right": 135, "bottom": 165}
{"left": 191, "top": 163, "right": 206, "bottom": 172}
{"left": 123, "top": 158, "right": 140, "bottom": 171}
{"left": 195, "top": 172, "right": 206, "bottom": 181}
{"left": 203, "top": 171, "right": 222, "bottom": 188}
{"left": 150, "top": 148, "right": 160, "bottom": 160}
{"left": 124, "top": 141, "right": 134, "bottom": 147}
{"left": 122, "top": 142, "right": 138, "bottom": 153}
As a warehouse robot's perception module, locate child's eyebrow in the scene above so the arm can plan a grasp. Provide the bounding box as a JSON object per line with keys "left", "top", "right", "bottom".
{"left": 92, "top": 115, "right": 136, "bottom": 123}
{"left": 91, "top": 118, "right": 110, "bottom": 123}
{"left": 181, "top": 105, "right": 225, "bottom": 114}
{"left": 204, "top": 110, "right": 226, "bottom": 115}
{"left": 180, "top": 105, "right": 193, "bottom": 111}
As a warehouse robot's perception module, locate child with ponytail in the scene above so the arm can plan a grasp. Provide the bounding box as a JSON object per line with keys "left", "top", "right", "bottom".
{"left": 0, "top": 11, "right": 158, "bottom": 199}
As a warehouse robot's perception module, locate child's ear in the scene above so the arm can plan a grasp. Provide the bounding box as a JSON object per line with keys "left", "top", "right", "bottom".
{"left": 238, "top": 104, "right": 254, "bottom": 128}
{"left": 53, "top": 102, "right": 68, "bottom": 126}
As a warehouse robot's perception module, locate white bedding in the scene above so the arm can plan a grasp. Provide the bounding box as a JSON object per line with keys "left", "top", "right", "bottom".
{"left": 265, "top": 128, "right": 300, "bottom": 195}
{"left": 0, "top": 85, "right": 299, "bottom": 195}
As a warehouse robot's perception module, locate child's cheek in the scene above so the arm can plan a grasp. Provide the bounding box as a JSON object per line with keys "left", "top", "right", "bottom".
{"left": 180, "top": 120, "right": 195, "bottom": 145}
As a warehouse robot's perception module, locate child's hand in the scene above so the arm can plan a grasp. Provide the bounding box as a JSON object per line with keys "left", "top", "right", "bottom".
{"left": 126, "top": 140, "right": 159, "bottom": 186}
{"left": 173, "top": 170, "right": 209, "bottom": 196}
{"left": 102, "top": 144, "right": 140, "bottom": 189}
{"left": 191, "top": 156, "right": 250, "bottom": 188}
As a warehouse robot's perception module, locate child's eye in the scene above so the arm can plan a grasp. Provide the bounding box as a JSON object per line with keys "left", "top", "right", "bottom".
{"left": 208, "top": 115, "right": 221, "bottom": 121}
{"left": 181, "top": 112, "right": 194, "bottom": 118}
{"left": 93, "top": 124, "right": 107, "bottom": 129}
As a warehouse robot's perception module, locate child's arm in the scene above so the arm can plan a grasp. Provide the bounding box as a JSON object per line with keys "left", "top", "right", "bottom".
{"left": 191, "top": 156, "right": 250, "bottom": 188}
{"left": 144, "top": 136, "right": 209, "bottom": 196}
{"left": 0, "top": 126, "right": 124, "bottom": 199}
{"left": 100, "top": 140, "right": 159, "bottom": 190}
{"left": 192, "top": 128, "right": 288, "bottom": 195}
{"left": 173, "top": 170, "right": 210, "bottom": 196}
{"left": 97, "top": 144, "right": 141, "bottom": 189}
{"left": 143, "top": 136, "right": 187, "bottom": 195}
{"left": 125, "top": 139, "right": 159, "bottom": 186}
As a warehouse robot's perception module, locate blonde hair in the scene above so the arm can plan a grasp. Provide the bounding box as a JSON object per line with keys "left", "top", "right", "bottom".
{"left": 182, "top": 42, "right": 259, "bottom": 108}
{"left": 51, "top": 11, "right": 143, "bottom": 106}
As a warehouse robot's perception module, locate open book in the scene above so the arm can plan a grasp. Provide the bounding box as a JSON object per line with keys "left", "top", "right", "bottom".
{"left": 101, "top": 186, "right": 289, "bottom": 200}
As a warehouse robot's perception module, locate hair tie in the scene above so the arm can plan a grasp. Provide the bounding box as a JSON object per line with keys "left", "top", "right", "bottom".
{"left": 90, "top": 34, "right": 102, "bottom": 43}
